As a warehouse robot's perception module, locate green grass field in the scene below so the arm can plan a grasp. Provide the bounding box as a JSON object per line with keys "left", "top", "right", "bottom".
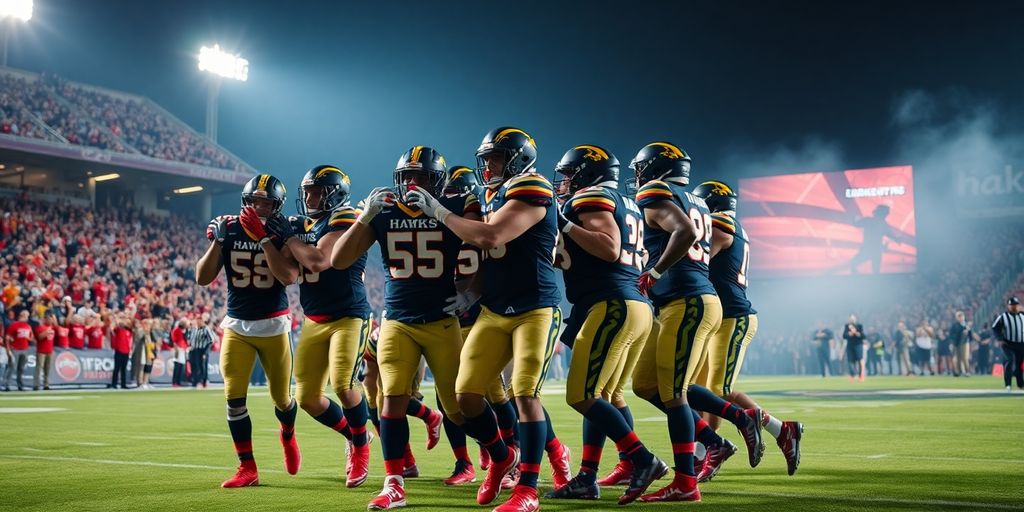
{"left": 1, "top": 376, "right": 1022, "bottom": 511}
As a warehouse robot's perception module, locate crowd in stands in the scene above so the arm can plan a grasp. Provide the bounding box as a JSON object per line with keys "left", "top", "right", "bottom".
{"left": 0, "top": 193, "right": 393, "bottom": 390}
{"left": 0, "top": 71, "right": 247, "bottom": 172}
{"left": 744, "top": 231, "right": 1024, "bottom": 378}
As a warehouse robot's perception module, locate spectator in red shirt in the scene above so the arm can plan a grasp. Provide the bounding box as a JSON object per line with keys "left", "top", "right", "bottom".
{"left": 86, "top": 316, "right": 105, "bottom": 350}
{"left": 110, "top": 314, "right": 133, "bottom": 389}
{"left": 67, "top": 314, "right": 86, "bottom": 350}
{"left": 5, "top": 310, "right": 33, "bottom": 391}
{"left": 34, "top": 312, "right": 57, "bottom": 390}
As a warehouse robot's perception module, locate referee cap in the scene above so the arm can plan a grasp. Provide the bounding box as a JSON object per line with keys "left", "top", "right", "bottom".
{"left": 1009, "top": 297, "right": 1021, "bottom": 305}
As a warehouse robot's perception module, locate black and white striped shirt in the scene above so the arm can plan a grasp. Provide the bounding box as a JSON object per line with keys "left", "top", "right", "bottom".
{"left": 186, "top": 326, "right": 215, "bottom": 351}
{"left": 992, "top": 311, "right": 1024, "bottom": 343}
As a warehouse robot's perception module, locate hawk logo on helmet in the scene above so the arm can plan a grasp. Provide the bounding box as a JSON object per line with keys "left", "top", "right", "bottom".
{"left": 313, "top": 166, "right": 349, "bottom": 184}
{"left": 705, "top": 180, "right": 735, "bottom": 196}
{"left": 651, "top": 142, "right": 685, "bottom": 159}
{"left": 577, "top": 145, "right": 609, "bottom": 162}
{"left": 493, "top": 128, "right": 537, "bottom": 148}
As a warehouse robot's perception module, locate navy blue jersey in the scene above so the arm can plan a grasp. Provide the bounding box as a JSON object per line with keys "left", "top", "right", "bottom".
{"left": 455, "top": 244, "right": 483, "bottom": 327}
{"left": 708, "top": 212, "right": 756, "bottom": 317}
{"left": 556, "top": 186, "right": 647, "bottom": 306}
{"left": 220, "top": 216, "right": 289, "bottom": 321}
{"left": 370, "top": 195, "right": 480, "bottom": 323}
{"left": 635, "top": 179, "right": 717, "bottom": 307}
{"left": 292, "top": 208, "right": 370, "bottom": 322}
{"left": 480, "top": 173, "right": 562, "bottom": 315}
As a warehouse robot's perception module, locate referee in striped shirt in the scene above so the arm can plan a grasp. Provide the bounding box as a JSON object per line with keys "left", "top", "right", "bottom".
{"left": 992, "top": 297, "right": 1024, "bottom": 391}
{"left": 187, "top": 321, "right": 215, "bottom": 388}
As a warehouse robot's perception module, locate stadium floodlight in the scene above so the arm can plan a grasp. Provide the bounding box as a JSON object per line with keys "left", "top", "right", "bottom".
{"left": 0, "top": 0, "right": 32, "bottom": 67}
{"left": 198, "top": 44, "right": 247, "bottom": 143}
{"left": 173, "top": 185, "right": 204, "bottom": 194}
{"left": 92, "top": 173, "right": 120, "bottom": 182}
{"left": 0, "top": 0, "right": 33, "bottom": 21}
{"left": 197, "top": 44, "right": 248, "bottom": 82}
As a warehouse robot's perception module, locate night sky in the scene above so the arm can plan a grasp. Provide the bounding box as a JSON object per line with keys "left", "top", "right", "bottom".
{"left": 8, "top": 0, "right": 1023, "bottom": 211}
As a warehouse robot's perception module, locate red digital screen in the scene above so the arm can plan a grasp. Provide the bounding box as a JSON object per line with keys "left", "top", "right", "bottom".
{"left": 739, "top": 166, "right": 916, "bottom": 277}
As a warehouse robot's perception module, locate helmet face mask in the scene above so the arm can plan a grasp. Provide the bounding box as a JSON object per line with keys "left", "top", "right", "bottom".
{"left": 296, "top": 165, "right": 351, "bottom": 217}
{"left": 241, "top": 174, "right": 287, "bottom": 218}
{"left": 394, "top": 146, "right": 446, "bottom": 201}
{"left": 475, "top": 127, "right": 538, "bottom": 189}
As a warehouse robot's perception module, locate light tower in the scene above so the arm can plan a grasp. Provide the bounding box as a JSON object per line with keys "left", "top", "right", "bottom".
{"left": 0, "top": 0, "right": 33, "bottom": 67}
{"left": 197, "top": 44, "right": 248, "bottom": 142}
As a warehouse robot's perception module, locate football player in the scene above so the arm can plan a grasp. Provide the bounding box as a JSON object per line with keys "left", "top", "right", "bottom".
{"left": 408, "top": 127, "right": 562, "bottom": 512}
{"left": 272, "top": 165, "right": 374, "bottom": 487}
{"left": 545, "top": 145, "right": 668, "bottom": 504}
{"left": 195, "top": 174, "right": 301, "bottom": 488}
{"left": 625, "top": 143, "right": 756, "bottom": 502}
{"left": 691, "top": 180, "right": 803, "bottom": 479}
{"left": 331, "top": 146, "right": 474, "bottom": 510}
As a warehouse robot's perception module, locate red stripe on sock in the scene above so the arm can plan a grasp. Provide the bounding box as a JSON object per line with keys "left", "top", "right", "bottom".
{"left": 413, "top": 403, "right": 428, "bottom": 418}
{"left": 331, "top": 417, "right": 349, "bottom": 432}
{"left": 481, "top": 432, "right": 502, "bottom": 447}
{"left": 614, "top": 432, "right": 642, "bottom": 454}
{"left": 672, "top": 442, "right": 695, "bottom": 454}
{"left": 500, "top": 428, "right": 516, "bottom": 441}
{"left": 581, "top": 444, "right": 603, "bottom": 462}
{"left": 454, "top": 446, "right": 471, "bottom": 463}
{"left": 384, "top": 459, "right": 404, "bottom": 476}
{"left": 350, "top": 425, "right": 366, "bottom": 436}
{"left": 720, "top": 402, "right": 733, "bottom": 417}
{"left": 233, "top": 441, "right": 253, "bottom": 455}
{"left": 520, "top": 462, "right": 542, "bottom": 474}
{"left": 695, "top": 418, "right": 710, "bottom": 434}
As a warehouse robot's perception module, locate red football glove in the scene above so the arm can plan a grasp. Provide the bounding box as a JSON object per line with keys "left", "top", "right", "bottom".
{"left": 637, "top": 270, "right": 660, "bottom": 296}
{"left": 239, "top": 207, "right": 268, "bottom": 241}
{"left": 206, "top": 215, "right": 230, "bottom": 243}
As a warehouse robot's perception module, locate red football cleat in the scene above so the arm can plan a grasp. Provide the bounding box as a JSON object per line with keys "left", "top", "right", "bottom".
{"left": 221, "top": 460, "right": 259, "bottom": 488}
{"left": 367, "top": 476, "right": 406, "bottom": 510}
{"left": 479, "top": 445, "right": 491, "bottom": 470}
{"left": 492, "top": 484, "right": 540, "bottom": 512}
{"left": 347, "top": 444, "right": 371, "bottom": 488}
{"left": 426, "top": 410, "right": 443, "bottom": 451}
{"left": 638, "top": 473, "right": 701, "bottom": 503}
{"left": 478, "top": 448, "right": 519, "bottom": 505}
{"left": 738, "top": 408, "right": 764, "bottom": 468}
{"left": 777, "top": 421, "right": 804, "bottom": 476}
{"left": 280, "top": 431, "right": 301, "bottom": 475}
{"left": 347, "top": 429, "right": 375, "bottom": 476}
{"left": 547, "top": 441, "right": 572, "bottom": 488}
{"left": 597, "top": 459, "right": 632, "bottom": 486}
{"left": 697, "top": 439, "right": 737, "bottom": 482}
{"left": 443, "top": 460, "right": 477, "bottom": 486}
{"left": 501, "top": 466, "right": 520, "bottom": 490}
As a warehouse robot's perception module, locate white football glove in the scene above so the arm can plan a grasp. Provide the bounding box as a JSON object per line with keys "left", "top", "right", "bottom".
{"left": 357, "top": 187, "right": 396, "bottom": 225}
{"left": 406, "top": 187, "right": 451, "bottom": 223}
{"left": 443, "top": 290, "right": 481, "bottom": 317}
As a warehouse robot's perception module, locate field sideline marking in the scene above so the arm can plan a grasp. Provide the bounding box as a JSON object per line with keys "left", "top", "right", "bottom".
{"left": 804, "top": 452, "right": 1024, "bottom": 465}
{"left": 713, "top": 489, "right": 1019, "bottom": 510}
{"left": 0, "top": 454, "right": 288, "bottom": 474}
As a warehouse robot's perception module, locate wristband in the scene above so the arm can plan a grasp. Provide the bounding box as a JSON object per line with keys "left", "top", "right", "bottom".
{"left": 259, "top": 237, "right": 271, "bottom": 246}
{"left": 649, "top": 268, "right": 662, "bottom": 280}
{"left": 561, "top": 221, "right": 575, "bottom": 234}
{"left": 435, "top": 206, "right": 451, "bottom": 225}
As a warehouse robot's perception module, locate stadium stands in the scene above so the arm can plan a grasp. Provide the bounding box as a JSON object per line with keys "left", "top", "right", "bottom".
{"left": 0, "top": 69, "right": 251, "bottom": 173}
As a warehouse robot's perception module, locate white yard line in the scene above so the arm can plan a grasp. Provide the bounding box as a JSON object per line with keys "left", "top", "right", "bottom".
{"left": 713, "top": 489, "right": 1020, "bottom": 510}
